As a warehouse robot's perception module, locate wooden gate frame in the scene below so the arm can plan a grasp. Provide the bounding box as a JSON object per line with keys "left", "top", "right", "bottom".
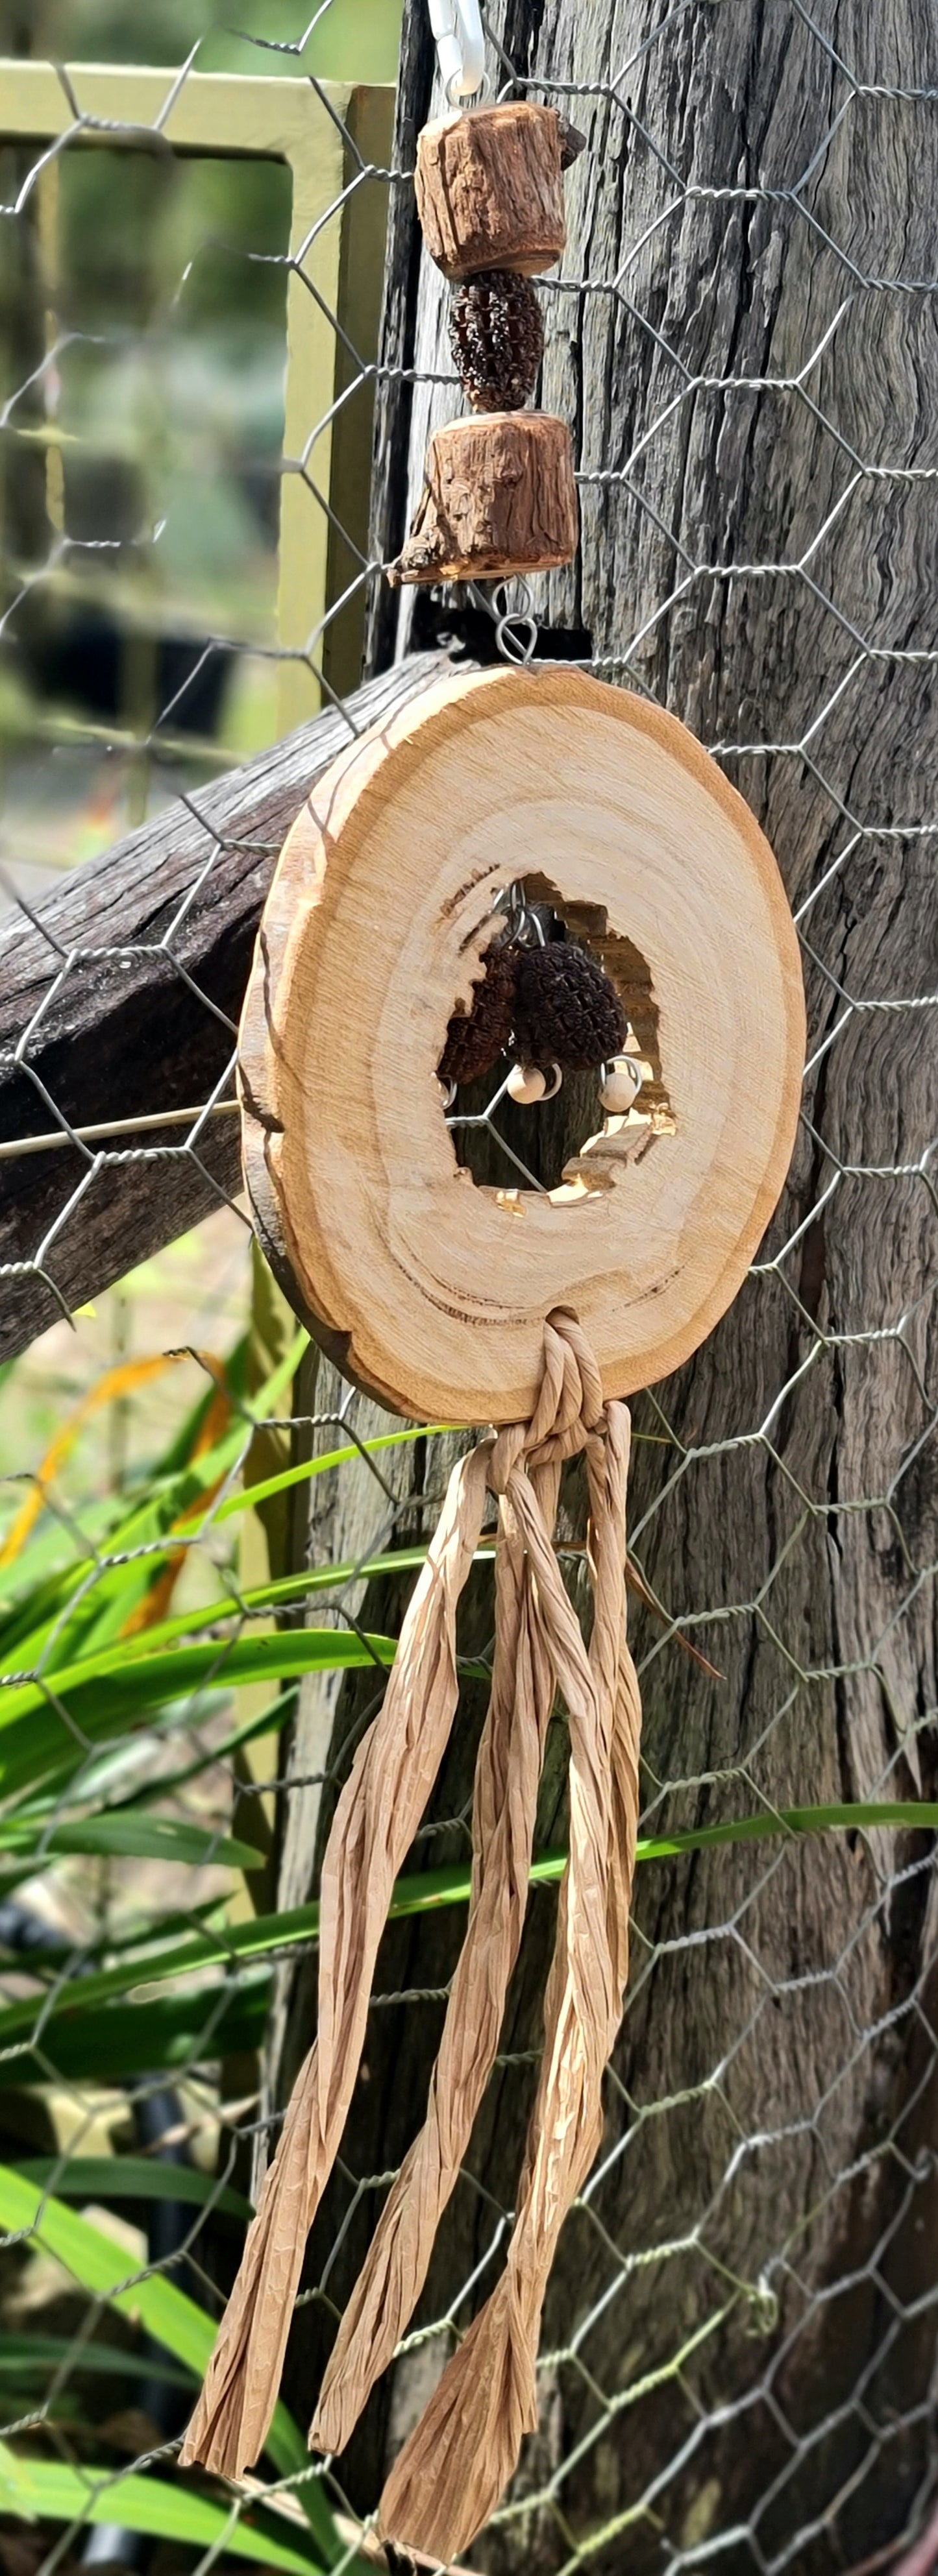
{"left": 0, "top": 59, "right": 395, "bottom": 727}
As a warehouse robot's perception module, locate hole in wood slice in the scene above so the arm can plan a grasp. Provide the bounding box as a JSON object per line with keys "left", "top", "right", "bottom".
{"left": 441, "top": 879, "right": 673, "bottom": 1195}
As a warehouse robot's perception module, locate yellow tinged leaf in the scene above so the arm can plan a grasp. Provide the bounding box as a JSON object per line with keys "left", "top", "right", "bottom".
{"left": 0, "top": 1349, "right": 224, "bottom": 1570}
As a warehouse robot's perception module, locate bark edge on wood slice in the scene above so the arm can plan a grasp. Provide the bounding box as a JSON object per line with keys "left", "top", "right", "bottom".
{"left": 415, "top": 101, "right": 566, "bottom": 279}
{"left": 239, "top": 664, "right": 805, "bottom": 1425}
{"left": 388, "top": 411, "right": 578, "bottom": 585}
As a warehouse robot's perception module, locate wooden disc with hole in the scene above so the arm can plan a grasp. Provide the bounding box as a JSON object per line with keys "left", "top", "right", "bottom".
{"left": 239, "top": 666, "right": 805, "bottom": 1425}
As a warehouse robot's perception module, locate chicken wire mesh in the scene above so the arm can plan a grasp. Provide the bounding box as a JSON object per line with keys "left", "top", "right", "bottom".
{"left": 1, "top": 3, "right": 937, "bottom": 2575}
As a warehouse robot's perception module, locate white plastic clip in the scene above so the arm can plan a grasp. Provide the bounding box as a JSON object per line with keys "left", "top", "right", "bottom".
{"left": 428, "top": 0, "right": 486, "bottom": 102}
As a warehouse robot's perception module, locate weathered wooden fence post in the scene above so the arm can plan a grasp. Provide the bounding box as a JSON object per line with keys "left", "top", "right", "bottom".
{"left": 269, "top": 6, "right": 938, "bottom": 2563}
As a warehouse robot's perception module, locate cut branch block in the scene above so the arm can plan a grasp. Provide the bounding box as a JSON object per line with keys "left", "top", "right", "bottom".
{"left": 240, "top": 664, "right": 805, "bottom": 1424}
{"left": 388, "top": 412, "right": 578, "bottom": 585}
{"left": 415, "top": 103, "right": 566, "bottom": 280}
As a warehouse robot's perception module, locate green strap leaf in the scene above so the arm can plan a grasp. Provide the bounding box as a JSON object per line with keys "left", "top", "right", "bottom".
{"left": 213, "top": 1424, "right": 453, "bottom": 1525}
{"left": 0, "top": 1328, "right": 308, "bottom": 1671}
{"left": 0, "top": 1816, "right": 262, "bottom": 1870}
{"left": 0, "top": 2331, "right": 191, "bottom": 2385}
{"left": 14, "top": 2157, "right": 253, "bottom": 2220}
{"left": 1, "top": 1423, "right": 441, "bottom": 1669}
{"left": 1, "top": 1803, "right": 933, "bottom": 2056}
{"left": 0, "top": 2170, "right": 291, "bottom": 2479}
{"left": 9, "top": 1977, "right": 269, "bottom": 2084}
{"left": 80, "top": 1535, "right": 461, "bottom": 1659}
{"left": 635, "top": 1799, "right": 938, "bottom": 1859}
{"left": 49, "top": 1541, "right": 463, "bottom": 1670}
{"left": 0, "top": 1629, "right": 399, "bottom": 1801}
{"left": 0, "top": 2452, "right": 326, "bottom": 2575}
{"left": 0, "top": 2164, "right": 224, "bottom": 2381}
{"left": 0, "top": 1623, "right": 399, "bottom": 1736}
{"left": 0, "top": 2167, "right": 350, "bottom": 2563}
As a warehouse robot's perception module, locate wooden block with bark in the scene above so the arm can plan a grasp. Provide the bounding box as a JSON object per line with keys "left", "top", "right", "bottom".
{"left": 415, "top": 102, "right": 567, "bottom": 279}
{"left": 388, "top": 412, "right": 578, "bottom": 585}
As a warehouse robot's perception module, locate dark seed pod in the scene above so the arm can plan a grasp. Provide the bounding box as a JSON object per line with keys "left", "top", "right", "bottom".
{"left": 438, "top": 940, "right": 518, "bottom": 1088}
{"left": 449, "top": 269, "right": 544, "bottom": 413}
{"left": 513, "top": 941, "right": 627, "bottom": 1072}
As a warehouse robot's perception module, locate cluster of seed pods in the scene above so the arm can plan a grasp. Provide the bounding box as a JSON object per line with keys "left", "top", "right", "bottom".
{"left": 437, "top": 907, "right": 650, "bottom": 1117}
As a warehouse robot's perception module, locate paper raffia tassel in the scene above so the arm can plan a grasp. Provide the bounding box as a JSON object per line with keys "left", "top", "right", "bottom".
{"left": 180, "top": 1313, "right": 643, "bottom": 2566}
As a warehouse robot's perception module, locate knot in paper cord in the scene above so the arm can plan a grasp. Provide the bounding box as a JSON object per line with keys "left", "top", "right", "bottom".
{"left": 180, "top": 1311, "right": 642, "bottom": 2571}
{"left": 487, "top": 1307, "right": 606, "bottom": 1493}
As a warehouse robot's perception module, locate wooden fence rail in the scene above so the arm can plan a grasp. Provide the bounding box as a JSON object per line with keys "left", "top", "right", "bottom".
{"left": 0, "top": 653, "right": 445, "bottom": 1361}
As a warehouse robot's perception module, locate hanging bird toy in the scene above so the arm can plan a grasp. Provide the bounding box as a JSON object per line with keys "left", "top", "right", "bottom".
{"left": 180, "top": 663, "right": 804, "bottom": 2564}
{"left": 180, "top": 33, "right": 806, "bottom": 2570}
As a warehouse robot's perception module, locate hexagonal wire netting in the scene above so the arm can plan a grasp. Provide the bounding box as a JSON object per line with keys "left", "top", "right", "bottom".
{"left": 1, "top": 5, "right": 937, "bottom": 2575}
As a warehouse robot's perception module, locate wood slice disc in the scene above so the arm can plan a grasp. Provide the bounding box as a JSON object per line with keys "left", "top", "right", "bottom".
{"left": 240, "top": 666, "right": 805, "bottom": 1426}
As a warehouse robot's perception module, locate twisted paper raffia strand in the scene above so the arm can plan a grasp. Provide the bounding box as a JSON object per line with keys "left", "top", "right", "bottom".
{"left": 377, "top": 1372, "right": 641, "bottom": 2565}
{"left": 310, "top": 1446, "right": 565, "bottom": 2455}
{"left": 180, "top": 1312, "right": 642, "bottom": 2558}
{"left": 179, "top": 1439, "right": 491, "bottom": 2479}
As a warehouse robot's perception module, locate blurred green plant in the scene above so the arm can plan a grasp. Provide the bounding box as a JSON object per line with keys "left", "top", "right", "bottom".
{"left": 0, "top": 1316, "right": 430, "bottom": 2563}
{"left": 1, "top": 1315, "right": 932, "bottom": 2568}
{"left": 1, "top": 0, "right": 403, "bottom": 803}
{"left": 46, "top": 0, "right": 402, "bottom": 82}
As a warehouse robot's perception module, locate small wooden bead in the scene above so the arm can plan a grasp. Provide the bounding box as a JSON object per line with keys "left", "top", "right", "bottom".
{"left": 600, "top": 1056, "right": 644, "bottom": 1113}
{"left": 506, "top": 1062, "right": 548, "bottom": 1103}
